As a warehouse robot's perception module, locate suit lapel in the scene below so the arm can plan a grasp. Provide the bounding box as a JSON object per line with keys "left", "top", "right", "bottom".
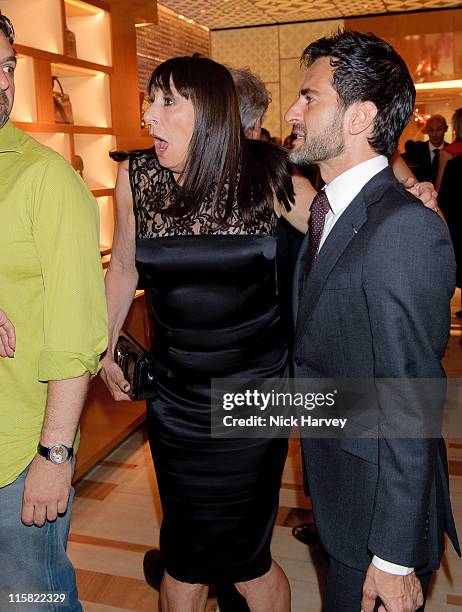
{"left": 293, "top": 165, "right": 397, "bottom": 338}
{"left": 292, "top": 231, "right": 310, "bottom": 323}
{"left": 295, "top": 191, "right": 367, "bottom": 335}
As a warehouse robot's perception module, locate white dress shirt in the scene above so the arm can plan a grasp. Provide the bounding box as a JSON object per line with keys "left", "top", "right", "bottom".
{"left": 428, "top": 140, "right": 444, "bottom": 163}
{"left": 319, "top": 155, "right": 387, "bottom": 251}
{"left": 318, "top": 155, "right": 414, "bottom": 576}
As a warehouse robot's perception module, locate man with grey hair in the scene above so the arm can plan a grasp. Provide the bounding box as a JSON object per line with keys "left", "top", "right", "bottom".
{"left": 229, "top": 67, "right": 271, "bottom": 140}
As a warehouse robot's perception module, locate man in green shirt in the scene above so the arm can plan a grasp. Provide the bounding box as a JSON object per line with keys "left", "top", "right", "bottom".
{"left": 0, "top": 15, "right": 107, "bottom": 610}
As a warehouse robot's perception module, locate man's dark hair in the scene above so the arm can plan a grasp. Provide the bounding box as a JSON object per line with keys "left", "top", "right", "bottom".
{"left": 301, "top": 30, "right": 415, "bottom": 158}
{"left": 0, "top": 14, "right": 15, "bottom": 44}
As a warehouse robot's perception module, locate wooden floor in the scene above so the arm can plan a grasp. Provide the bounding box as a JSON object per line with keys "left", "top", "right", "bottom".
{"left": 68, "top": 299, "right": 462, "bottom": 611}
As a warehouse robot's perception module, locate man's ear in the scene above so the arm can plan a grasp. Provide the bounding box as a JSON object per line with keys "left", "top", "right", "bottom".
{"left": 348, "top": 101, "right": 378, "bottom": 136}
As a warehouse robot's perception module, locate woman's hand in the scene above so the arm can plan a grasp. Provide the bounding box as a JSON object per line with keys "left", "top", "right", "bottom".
{"left": 402, "top": 177, "right": 438, "bottom": 211}
{"left": 0, "top": 308, "right": 15, "bottom": 357}
{"left": 100, "top": 355, "right": 132, "bottom": 401}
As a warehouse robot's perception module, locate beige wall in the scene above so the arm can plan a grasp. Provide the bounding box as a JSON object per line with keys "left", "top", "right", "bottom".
{"left": 211, "top": 20, "right": 343, "bottom": 141}
{"left": 211, "top": 9, "right": 462, "bottom": 146}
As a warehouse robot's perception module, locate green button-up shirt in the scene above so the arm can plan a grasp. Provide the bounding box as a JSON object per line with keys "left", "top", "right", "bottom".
{"left": 0, "top": 121, "right": 108, "bottom": 487}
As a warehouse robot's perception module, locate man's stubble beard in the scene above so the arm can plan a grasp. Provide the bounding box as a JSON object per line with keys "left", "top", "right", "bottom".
{"left": 289, "top": 109, "right": 345, "bottom": 166}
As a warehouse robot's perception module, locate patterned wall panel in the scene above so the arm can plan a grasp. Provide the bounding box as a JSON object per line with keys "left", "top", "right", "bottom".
{"left": 262, "top": 82, "right": 281, "bottom": 139}
{"left": 211, "top": 27, "right": 280, "bottom": 83}
{"left": 279, "top": 19, "right": 344, "bottom": 59}
{"left": 280, "top": 57, "right": 307, "bottom": 136}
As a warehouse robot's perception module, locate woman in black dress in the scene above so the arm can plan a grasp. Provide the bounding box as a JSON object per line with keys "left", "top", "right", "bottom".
{"left": 101, "top": 57, "right": 309, "bottom": 611}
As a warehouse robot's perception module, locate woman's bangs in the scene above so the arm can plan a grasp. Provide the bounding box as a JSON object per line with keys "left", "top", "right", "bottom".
{"left": 147, "top": 64, "right": 173, "bottom": 97}
{"left": 147, "top": 59, "right": 192, "bottom": 100}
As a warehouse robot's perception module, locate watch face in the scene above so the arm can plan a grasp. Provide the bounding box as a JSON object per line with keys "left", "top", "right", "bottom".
{"left": 49, "top": 444, "right": 69, "bottom": 464}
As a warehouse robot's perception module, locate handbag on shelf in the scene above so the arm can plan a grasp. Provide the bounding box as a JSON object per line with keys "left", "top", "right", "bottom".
{"left": 72, "top": 154, "right": 84, "bottom": 179}
{"left": 52, "top": 77, "right": 74, "bottom": 124}
{"left": 65, "top": 27, "right": 77, "bottom": 58}
{"left": 114, "top": 333, "right": 157, "bottom": 401}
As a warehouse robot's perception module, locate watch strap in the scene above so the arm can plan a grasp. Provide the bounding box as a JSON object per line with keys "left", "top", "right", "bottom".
{"left": 37, "top": 442, "right": 74, "bottom": 462}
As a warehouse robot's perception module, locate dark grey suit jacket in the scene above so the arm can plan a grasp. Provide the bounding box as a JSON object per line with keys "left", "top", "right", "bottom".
{"left": 293, "top": 166, "right": 460, "bottom": 572}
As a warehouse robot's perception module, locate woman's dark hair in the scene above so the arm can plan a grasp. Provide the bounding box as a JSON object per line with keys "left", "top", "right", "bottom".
{"left": 302, "top": 30, "right": 415, "bottom": 159}
{"left": 147, "top": 57, "right": 293, "bottom": 224}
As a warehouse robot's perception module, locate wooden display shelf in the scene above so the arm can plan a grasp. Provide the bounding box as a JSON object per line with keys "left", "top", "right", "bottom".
{"left": 99, "top": 244, "right": 112, "bottom": 256}
{"left": 10, "top": 0, "right": 155, "bottom": 481}
{"left": 15, "top": 44, "right": 113, "bottom": 74}
{"left": 16, "top": 123, "right": 112, "bottom": 135}
{"left": 65, "top": 0, "right": 110, "bottom": 14}
{"left": 52, "top": 62, "right": 108, "bottom": 77}
{"left": 92, "top": 187, "right": 115, "bottom": 197}
{"left": 74, "top": 292, "right": 149, "bottom": 481}
{"left": 74, "top": 376, "right": 146, "bottom": 481}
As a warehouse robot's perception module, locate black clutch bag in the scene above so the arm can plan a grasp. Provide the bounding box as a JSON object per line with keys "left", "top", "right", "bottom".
{"left": 114, "top": 334, "right": 157, "bottom": 401}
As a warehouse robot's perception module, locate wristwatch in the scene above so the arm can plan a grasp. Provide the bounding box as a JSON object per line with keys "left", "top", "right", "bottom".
{"left": 37, "top": 442, "right": 74, "bottom": 464}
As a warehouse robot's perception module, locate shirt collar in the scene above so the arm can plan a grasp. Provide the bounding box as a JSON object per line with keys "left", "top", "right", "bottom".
{"left": 324, "top": 155, "right": 388, "bottom": 217}
{"left": 0, "top": 120, "right": 24, "bottom": 154}
{"left": 428, "top": 141, "right": 443, "bottom": 152}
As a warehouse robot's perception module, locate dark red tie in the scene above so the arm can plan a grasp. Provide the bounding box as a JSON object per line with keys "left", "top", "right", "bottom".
{"left": 305, "top": 190, "right": 330, "bottom": 277}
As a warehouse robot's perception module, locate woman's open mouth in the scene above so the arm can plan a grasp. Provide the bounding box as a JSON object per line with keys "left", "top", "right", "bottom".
{"left": 153, "top": 136, "right": 168, "bottom": 154}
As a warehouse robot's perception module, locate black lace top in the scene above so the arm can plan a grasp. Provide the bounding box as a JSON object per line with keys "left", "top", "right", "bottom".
{"left": 129, "top": 149, "right": 276, "bottom": 238}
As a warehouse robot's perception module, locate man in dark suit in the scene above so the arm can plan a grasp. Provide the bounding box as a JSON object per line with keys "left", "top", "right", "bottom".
{"left": 405, "top": 114, "right": 448, "bottom": 183}
{"left": 285, "top": 30, "right": 459, "bottom": 611}
{"left": 438, "top": 155, "right": 462, "bottom": 323}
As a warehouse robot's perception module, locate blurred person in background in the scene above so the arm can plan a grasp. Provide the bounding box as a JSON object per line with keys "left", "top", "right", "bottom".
{"left": 444, "top": 107, "right": 462, "bottom": 156}
{"left": 405, "top": 114, "right": 449, "bottom": 183}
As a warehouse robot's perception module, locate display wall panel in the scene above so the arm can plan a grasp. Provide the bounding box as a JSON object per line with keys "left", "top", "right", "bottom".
{"left": 73, "top": 134, "right": 116, "bottom": 189}
{"left": 29, "top": 132, "right": 72, "bottom": 161}
{"left": 263, "top": 82, "right": 281, "bottom": 142}
{"left": 211, "top": 26, "right": 279, "bottom": 83}
{"left": 10, "top": 56, "right": 36, "bottom": 123}
{"left": 0, "top": 0, "right": 64, "bottom": 54}
{"left": 51, "top": 66, "right": 112, "bottom": 127}
{"left": 279, "top": 20, "right": 344, "bottom": 59}
{"left": 66, "top": 11, "right": 112, "bottom": 66}
{"left": 97, "top": 195, "right": 114, "bottom": 248}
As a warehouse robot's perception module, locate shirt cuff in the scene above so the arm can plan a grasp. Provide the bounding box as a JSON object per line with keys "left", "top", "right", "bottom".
{"left": 38, "top": 350, "right": 101, "bottom": 382}
{"left": 372, "top": 556, "right": 414, "bottom": 576}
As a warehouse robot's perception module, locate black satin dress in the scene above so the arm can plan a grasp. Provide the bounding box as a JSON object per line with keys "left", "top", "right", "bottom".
{"left": 130, "top": 150, "right": 288, "bottom": 584}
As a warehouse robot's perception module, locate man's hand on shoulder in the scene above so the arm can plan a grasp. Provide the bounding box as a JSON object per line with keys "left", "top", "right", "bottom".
{"left": 0, "top": 308, "right": 15, "bottom": 357}
{"left": 21, "top": 454, "right": 72, "bottom": 527}
{"left": 402, "top": 177, "right": 438, "bottom": 212}
{"left": 361, "top": 563, "right": 423, "bottom": 612}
